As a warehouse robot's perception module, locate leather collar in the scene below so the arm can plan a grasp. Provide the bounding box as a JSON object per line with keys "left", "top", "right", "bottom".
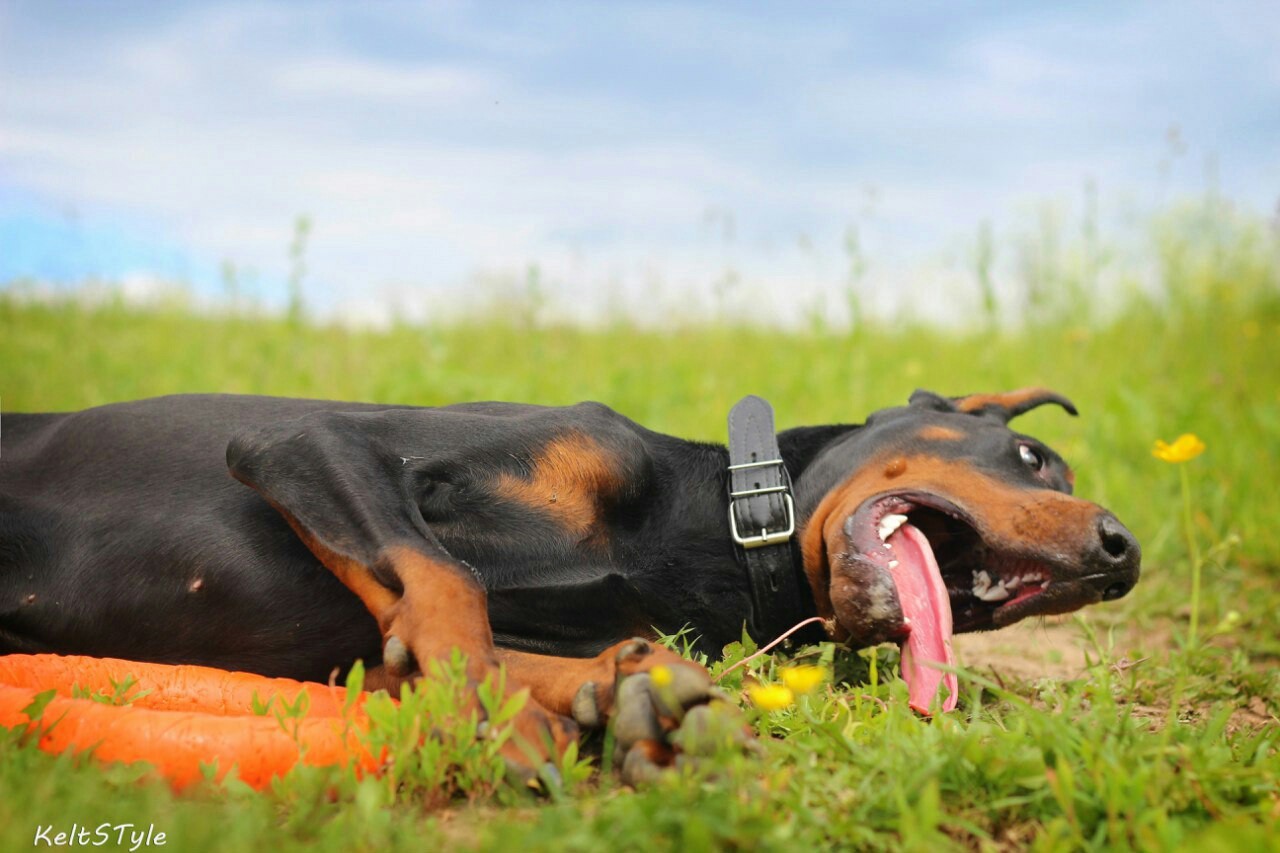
{"left": 726, "top": 395, "right": 820, "bottom": 645}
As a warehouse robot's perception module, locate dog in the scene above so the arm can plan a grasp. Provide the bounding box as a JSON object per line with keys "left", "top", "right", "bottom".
{"left": 0, "top": 388, "right": 1139, "bottom": 777}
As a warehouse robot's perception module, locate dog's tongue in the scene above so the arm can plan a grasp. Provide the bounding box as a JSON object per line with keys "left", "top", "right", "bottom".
{"left": 888, "top": 522, "right": 957, "bottom": 714}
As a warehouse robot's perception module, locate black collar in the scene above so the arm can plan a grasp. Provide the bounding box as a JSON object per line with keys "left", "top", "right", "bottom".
{"left": 726, "top": 396, "right": 820, "bottom": 645}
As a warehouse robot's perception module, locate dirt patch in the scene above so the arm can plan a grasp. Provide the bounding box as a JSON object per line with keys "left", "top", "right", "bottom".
{"left": 950, "top": 613, "right": 1173, "bottom": 684}
{"left": 953, "top": 615, "right": 1096, "bottom": 683}
{"left": 955, "top": 617, "right": 1278, "bottom": 733}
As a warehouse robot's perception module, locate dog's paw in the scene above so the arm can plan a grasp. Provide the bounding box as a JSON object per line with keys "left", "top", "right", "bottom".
{"left": 568, "top": 637, "right": 710, "bottom": 724}
{"left": 569, "top": 637, "right": 754, "bottom": 785}
{"left": 375, "top": 631, "right": 579, "bottom": 792}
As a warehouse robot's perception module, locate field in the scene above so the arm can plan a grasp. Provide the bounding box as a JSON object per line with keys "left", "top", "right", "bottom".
{"left": 1, "top": 204, "right": 1278, "bottom": 851}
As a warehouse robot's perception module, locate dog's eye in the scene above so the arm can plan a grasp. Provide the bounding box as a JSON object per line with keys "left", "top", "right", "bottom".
{"left": 1019, "top": 444, "right": 1045, "bottom": 471}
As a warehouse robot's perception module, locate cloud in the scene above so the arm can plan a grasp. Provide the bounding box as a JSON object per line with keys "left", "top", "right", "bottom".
{"left": 0, "top": 0, "right": 1276, "bottom": 325}
{"left": 272, "top": 58, "right": 496, "bottom": 102}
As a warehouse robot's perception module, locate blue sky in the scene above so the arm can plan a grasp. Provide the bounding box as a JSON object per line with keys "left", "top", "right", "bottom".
{"left": 1, "top": 1, "right": 1277, "bottom": 324}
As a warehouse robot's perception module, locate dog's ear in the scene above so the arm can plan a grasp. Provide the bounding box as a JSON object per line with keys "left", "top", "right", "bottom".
{"left": 907, "top": 389, "right": 957, "bottom": 412}
{"left": 949, "top": 387, "right": 1078, "bottom": 423}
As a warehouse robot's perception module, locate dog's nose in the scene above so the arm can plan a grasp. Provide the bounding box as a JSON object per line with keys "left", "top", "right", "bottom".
{"left": 1101, "top": 582, "right": 1129, "bottom": 601}
{"left": 1097, "top": 514, "right": 1138, "bottom": 563}
{"left": 1091, "top": 514, "right": 1141, "bottom": 600}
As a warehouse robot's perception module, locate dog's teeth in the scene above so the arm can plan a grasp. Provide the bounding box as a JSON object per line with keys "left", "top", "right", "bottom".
{"left": 976, "top": 581, "right": 1010, "bottom": 602}
{"left": 972, "top": 570, "right": 992, "bottom": 595}
{"left": 1018, "top": 572, "right": 1047, "bottom": 588}
{"left": 1005, "top": 576, "right": 1022, "bottom": 590}
{"left": 877, "top": 513, "right": 909, "bottom": 542}
{"left": 887, "top": 560, "right": 899, "bottom": 569}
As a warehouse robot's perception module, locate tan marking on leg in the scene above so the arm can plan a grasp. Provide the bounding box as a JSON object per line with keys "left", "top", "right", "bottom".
{"left": 381, "top": 546, "right": 496, "bottom": 670}
{"left": 363, "top": 549, "right": 578, "bottom": 764}
{"left": 269, "top": 523, "right": 576, "bottom": 764}
{"left": 272, "top": 511, "right": 398, "bottom": 616}
{"left": 495, "top": 641, "right": 703, "bottom": 718}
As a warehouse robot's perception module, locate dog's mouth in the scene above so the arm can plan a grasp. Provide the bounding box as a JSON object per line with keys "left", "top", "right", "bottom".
{"left": 864, "top": 493, "right": 1062, "bottom": 630}
{"left": 830, "top": 491, "right": 1085, "bottom": 714}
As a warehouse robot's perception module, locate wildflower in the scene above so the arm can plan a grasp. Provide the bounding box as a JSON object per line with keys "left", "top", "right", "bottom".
{"left": 1152, "top": 434, "right": 1205, "bottom": 463}
{"left": 780, "top": 665, "right": 825, "bottom": 695}
{"left": 1155, "top": 432, "right": 1208, "bottom": 647}
{"left": 650, "top": 665, "right": 672, "bottom": 688}
{"left": 747, "top": 684, "right": 794, "bottom": 711}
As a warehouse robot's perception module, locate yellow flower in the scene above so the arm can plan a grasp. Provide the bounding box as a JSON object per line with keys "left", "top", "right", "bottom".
{"left": 780, "top": 665, "right": 825, "bottom": 695}
{"left": 1152, "top": 434, "right": 1205, "bottom": 463}
{"left": 747, "top": 684, "right": 795, "bottom": 711}
{"left": 650, "top": 665, "right": 672, "bottom": 688}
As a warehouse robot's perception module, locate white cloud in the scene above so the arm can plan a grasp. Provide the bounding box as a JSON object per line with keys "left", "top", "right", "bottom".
{"left": 0, "top": 1, "right": 1276, "bottom": 326}
{"left": 272, "top": 58, "right": 496, "bottom": 102}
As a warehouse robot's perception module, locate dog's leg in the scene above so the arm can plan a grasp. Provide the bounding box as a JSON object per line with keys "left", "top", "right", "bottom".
{"left": 495, "top": 641, "right": 748, "bottom": 785}
{"left": 294, "top": 535, "right": 579, "bottom": 771}
{"left": 226, "top": 414, "right": 577, "bottom": 773}
{"left": 495, "top": 640, "right": 710, "bottom": 721}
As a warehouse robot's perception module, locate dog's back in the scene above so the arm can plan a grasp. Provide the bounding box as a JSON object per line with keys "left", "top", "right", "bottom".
{"left": 0, "top": 396, "right": 384, "bottom": 676}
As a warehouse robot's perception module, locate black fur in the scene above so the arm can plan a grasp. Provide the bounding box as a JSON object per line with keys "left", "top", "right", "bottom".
{"left": 0, "top": 392, "right": 1137, "bottom": 681}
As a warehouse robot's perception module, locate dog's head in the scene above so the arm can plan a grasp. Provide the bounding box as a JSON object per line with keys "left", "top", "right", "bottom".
{"left": 795, "top": 388, "right": 1140, "bottom": 710}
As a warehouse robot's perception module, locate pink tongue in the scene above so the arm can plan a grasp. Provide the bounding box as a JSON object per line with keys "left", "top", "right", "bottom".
{"left": 888, "top": 523, "right": 958, "bottom": 714}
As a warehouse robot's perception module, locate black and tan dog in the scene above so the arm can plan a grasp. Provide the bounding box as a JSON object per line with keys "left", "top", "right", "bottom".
{"left": 0, "top": 389, "right": 1139, "bottom": 775}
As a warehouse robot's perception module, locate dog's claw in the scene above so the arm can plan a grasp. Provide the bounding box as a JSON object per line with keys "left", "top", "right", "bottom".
{"left": 668, "top": 704, "right": 716, "bottom": 755}
{"left": 613, "top": 673, "right": 662, "bottom": 751}
{"left": 501, "top": 759, "right": 562, "bottom": 793}
{"left": 503, "top": 757, "right": 538, "bottom": 789}
{"left": 615, "top": 637, "right": 652, "bottom": 665}
{"left": 586, "top": 638, "right": 757, "bottom": 785}
{"left": 382, "top": 634, "right": 414, "bottom": 677}
{"left": 648, "top": 663, "right": 714, "bottom": 718}
{"left": 539, "top": 761, "right": 562, "bottom": 789}
{"left": 620, "top": 740, "right": 667, "bottom": 787}
{"left": 572, "top": 680, "right": 601, "bottom": 728}
{"left": 669, "top": 701, "right": 753, "bottom": 756}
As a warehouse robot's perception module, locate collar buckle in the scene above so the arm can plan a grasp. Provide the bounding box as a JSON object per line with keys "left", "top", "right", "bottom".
{"left": 727, "top": 458, "right": 796, "bottom": 549}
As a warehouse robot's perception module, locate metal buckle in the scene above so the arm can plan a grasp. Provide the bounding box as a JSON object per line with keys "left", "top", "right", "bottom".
{"left": 728, "top": 458, "right": 796, "bottom": 549}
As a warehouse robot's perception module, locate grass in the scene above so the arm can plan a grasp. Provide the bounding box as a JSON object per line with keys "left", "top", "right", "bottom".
{"left": 1, "top": 203, "right": 1278, "bottom": 850}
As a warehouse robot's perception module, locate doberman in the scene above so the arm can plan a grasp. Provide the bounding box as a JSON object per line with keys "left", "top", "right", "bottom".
{"left": 0, "top": 388, "right": 1139, "bottom": 778}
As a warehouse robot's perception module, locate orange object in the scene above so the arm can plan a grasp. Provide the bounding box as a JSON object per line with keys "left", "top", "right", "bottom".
{"left": 0, "top": 654, "right": 380, "bottom": 789}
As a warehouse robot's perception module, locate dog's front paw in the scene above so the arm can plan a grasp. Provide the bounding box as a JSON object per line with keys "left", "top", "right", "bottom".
{"left": 570, "top": 638, "right": 754, "bottom": 785}
{"left": 377, "top": 631, "right": 578, "bottom": 790}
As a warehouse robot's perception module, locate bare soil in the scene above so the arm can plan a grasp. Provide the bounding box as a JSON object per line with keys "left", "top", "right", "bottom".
{"left": 953, "top": 615, "right": 1096, "bottom": 682}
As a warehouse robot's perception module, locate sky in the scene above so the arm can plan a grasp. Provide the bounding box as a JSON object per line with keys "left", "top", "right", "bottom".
{"left": 1, "top": 1, "right": 1277, "bottom": 325}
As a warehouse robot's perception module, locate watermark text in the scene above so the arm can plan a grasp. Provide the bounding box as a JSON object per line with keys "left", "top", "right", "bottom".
{"left": 33, "top": 824, "right": 166, "bottom": 851}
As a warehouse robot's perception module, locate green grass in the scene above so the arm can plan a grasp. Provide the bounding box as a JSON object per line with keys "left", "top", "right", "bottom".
{"left": 1, "top": 208, "right": 1278, "bottom": 850}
